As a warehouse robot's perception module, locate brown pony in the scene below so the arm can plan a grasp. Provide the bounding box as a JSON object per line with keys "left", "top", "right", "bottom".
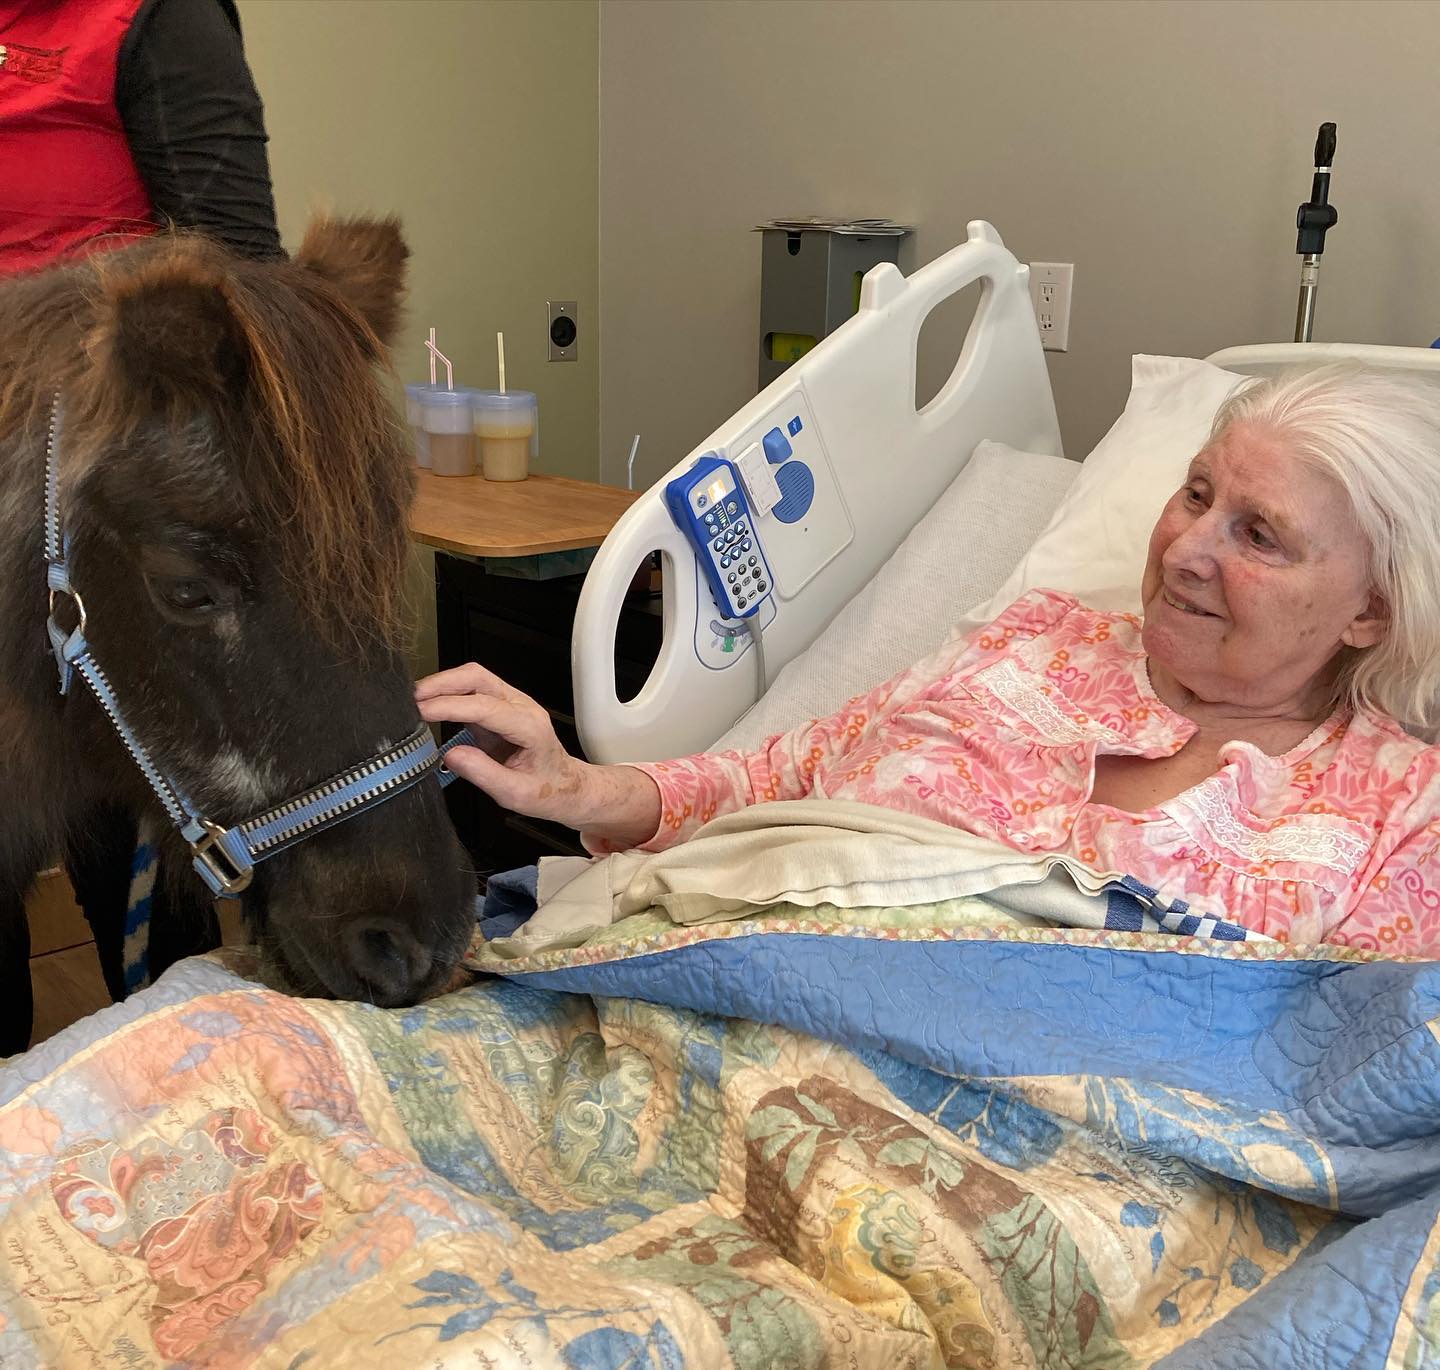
{"left": 0, "top": 218, "right": 475, "bottom": 1053}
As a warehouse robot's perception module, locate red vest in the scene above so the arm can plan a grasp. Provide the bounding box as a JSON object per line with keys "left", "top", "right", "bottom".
{"left": 0, "top": 0, "right": 155, "bottom": 275}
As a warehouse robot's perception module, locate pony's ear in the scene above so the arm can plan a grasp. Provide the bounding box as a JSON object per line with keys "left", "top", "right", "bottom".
{"left": 294, "top": 215, "right": 409, "bottom": 349}
{"left": 93, "top": 251, "right": 247, "bottom": 407}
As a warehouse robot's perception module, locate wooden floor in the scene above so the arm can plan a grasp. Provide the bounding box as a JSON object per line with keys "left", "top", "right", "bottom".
{"left": 31, "top": 945, "right": 113, "bottom": 1046}
{"left": 26, "top": 869, "right": 243, "bottom": 1048}
{"left": 27, "top": 868, "right": 112, "bottom": 1046}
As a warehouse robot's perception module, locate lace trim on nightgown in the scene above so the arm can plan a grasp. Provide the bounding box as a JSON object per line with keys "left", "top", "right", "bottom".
{"left": 976, "top": 658, "right": 1126, "bottom": 747}
{"left": 1164, "top": 776, "right": 1371, "bottom": 874}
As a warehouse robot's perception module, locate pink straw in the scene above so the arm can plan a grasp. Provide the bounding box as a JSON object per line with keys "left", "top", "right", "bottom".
{"left": 424, "top": 329, "right": 454, "bottom": 389}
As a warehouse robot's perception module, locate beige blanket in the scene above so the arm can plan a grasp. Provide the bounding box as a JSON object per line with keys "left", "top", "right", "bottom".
{"left": 488, "top": 799, "right": 1122, "bottom": 957}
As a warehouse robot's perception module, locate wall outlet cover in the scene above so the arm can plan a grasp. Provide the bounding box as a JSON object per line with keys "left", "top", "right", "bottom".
{"left": 548, "top": 299, "right": 578, "bottom": 361}
{"left": 1028, "top": 263, "right": 1073, "bottom": 353}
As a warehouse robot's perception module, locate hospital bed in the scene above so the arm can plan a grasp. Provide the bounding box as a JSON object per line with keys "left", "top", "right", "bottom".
{"left": 7, "top": 224, "right": 1440, "bottom": 1368}
{"left": 574, "top": 220, "right": 1440, "bottom": 766}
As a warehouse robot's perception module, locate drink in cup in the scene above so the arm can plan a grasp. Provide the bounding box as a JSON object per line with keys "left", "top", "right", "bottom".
{"left": 420, "top": 388, "right": 480, "bottom": 477}
{"left": 472, "top": 390, "right": 537, "bottom": 482}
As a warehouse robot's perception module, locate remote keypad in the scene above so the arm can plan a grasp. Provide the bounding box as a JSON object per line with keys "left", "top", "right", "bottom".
{"left": 667, "top": 455, "right": 777, "bottom": 622}
{"left": 697, "top": 477, "right": 772, "bottom": 617}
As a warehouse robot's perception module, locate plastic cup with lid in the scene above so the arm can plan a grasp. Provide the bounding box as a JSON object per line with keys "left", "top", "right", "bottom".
{"left": 420, "top": 387, "right": 481, "bottom": 477}
{"left": 404, "top": 382, "right": 437, "bottom": 467}
{"left": 471, "top": 390, "right": 538, "bottom": 482}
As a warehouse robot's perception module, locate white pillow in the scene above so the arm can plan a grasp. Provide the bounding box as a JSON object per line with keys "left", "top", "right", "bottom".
{"left": 961, "top": 355, "right": 1247, "bottom": 624}
{"left": 713, "top": 442, "right": 1078, "bottom": 751}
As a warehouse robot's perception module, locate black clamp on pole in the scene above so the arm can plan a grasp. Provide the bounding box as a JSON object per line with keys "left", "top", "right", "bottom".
{"left": 1294, "top": 122, "right": 1337, "bottom": 342}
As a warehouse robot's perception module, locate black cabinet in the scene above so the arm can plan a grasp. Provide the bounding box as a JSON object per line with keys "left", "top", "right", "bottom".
{"left": 434, "top": 553, "right": 662, "bottom": 875}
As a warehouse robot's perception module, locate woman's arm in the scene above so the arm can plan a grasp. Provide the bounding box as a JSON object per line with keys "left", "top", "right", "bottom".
{"left": 116, "top": 0, "right": 283, "bottom": 259}
{"left": 415, "top": 664, "right": 663, "bottom": 851}
{"left": 418, "top": 591, "right": 1072, "bottom": 854}
{"left": 417, "top": 624, "right": 968, "bottom": 855}
{"left": 414, "top": 657, "right": 871, "bottom": 854}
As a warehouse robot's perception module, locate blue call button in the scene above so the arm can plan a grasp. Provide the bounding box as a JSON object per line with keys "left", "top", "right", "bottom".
{"left": 762, "top": 427, "right": 792, "bottom": 464}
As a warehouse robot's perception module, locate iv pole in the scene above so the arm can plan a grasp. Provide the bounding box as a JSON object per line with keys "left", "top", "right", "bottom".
{"left": 1294, "top": 122, "right": 1338, "bottom": 343}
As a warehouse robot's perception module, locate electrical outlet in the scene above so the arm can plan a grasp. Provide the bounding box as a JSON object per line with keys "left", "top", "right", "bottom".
{"left": 548, "top": 299, "right": 577, "bottom": 361}
{"left": 1028, "top": 262, "right": 1073, "bottom": 352}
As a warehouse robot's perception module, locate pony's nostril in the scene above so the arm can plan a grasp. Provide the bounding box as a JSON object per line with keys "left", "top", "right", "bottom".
{"left": 362, "top": 927, "right": 398, "bottom": 967}
{"left": 342, "top": 919, "right": 428, "bottom": 1005}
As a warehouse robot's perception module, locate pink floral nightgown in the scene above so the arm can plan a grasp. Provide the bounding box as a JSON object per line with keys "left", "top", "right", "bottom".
{"left": 619, "top": 589, "right": 1440, "bottom": 954}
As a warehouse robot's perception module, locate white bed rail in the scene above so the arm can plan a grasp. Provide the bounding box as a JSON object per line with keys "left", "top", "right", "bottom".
{"left": 574, "top": 221, "right": 1062, "bottom": 764}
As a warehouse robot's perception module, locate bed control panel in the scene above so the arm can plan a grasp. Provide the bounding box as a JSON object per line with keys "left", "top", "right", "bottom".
{"left": 731, "top": 390, "right": 852, "bottom": 596}
{"left": 665, "top": 454, "right": 775, "bottom": 621}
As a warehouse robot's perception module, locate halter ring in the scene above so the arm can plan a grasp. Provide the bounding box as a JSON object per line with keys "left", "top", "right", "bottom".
{"left": 48, "top": 585, "right": 87, "bottom": 635}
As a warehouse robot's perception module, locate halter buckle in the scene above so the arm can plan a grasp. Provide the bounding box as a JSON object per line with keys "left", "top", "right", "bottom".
{"left": 190, "top": 819, "right": 254, "bottom": 897}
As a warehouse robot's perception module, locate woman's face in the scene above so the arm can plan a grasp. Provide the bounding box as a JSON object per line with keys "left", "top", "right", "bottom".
{"left": 1140, "top": 420, "right": 1387, "bottom": 713}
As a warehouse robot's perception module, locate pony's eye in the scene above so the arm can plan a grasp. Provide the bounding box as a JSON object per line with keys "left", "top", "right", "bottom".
{"left": 157, "top": 577, "right": 217, "bottom": 614}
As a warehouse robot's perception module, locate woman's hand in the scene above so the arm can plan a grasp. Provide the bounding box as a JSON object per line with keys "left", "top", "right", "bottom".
{"left": 414, "top": 662, "right": 661, "bottom": 849}
{"left": 416, "top": 662, "right": 583, "bottom": 820}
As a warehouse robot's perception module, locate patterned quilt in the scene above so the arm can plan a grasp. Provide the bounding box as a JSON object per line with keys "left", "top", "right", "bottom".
{"left": 2, "top": 885, "right": 1439, "bottom": 1367}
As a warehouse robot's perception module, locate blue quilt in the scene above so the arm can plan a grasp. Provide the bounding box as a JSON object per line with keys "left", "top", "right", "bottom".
{"left": 476, "top": 865, "right": 1440, "bottom": 1366}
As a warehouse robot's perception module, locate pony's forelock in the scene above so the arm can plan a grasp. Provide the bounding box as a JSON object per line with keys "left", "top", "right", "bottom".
{"left": 0, "top": 230, "right": 414, "bottom": 652}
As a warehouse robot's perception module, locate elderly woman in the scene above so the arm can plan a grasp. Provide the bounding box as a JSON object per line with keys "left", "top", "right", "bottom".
{"left": 421, "top": 366, "right": 1440, "bottom": 954}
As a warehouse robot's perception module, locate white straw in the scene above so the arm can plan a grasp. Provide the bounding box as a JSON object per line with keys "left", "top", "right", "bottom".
{"left": 626, "top": 434, "right": 641, "bottom": 490}
{"left": 428, "top": 327, "right": 437, "bottom": 386}
{"left": 497, "top": 332, "right": 506, "bottom": 394}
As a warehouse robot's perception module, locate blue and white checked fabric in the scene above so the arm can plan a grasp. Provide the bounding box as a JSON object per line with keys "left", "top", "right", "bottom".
{"left": 1105, "top": 875, "right": 1259, "bottom": 942}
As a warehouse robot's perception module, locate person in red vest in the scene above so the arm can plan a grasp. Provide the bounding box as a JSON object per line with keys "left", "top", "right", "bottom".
{"left": 1, "top": 0, "right": 282, "bottom": 1029}
{"left": 0, "top": 0, "right": 281, "bottom": 270}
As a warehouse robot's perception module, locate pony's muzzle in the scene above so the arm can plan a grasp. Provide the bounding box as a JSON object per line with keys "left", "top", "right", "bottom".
{"left": 343, "top": 917, "right": 431, "bottom": 1006}
{"left": 260, "top": 790, "right": 475, "bottom": 1008}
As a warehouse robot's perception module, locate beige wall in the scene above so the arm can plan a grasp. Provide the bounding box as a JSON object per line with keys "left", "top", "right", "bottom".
{"left": 240, "top": 0, "right": 599, "bottom": 670}
{"left": 599, "top": 0, "right": 1440, "bottom": 482}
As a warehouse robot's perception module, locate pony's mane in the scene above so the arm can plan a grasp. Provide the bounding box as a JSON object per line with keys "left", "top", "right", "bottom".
{"left": 0, "top": 228, "right": 414, "bottom": 650}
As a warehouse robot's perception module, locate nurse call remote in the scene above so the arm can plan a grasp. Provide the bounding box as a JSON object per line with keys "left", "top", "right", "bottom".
{"left": 665, "top": 454, "right": 774, "bottom": 619}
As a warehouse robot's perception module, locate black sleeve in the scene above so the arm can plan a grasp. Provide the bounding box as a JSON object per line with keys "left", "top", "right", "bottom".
{"left": 115, "top": 0, "right": 284, "bottom": 260}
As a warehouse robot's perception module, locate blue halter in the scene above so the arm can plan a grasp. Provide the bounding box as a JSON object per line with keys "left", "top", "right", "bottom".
{"left": 42, "top": 396, "right": 471, "bottom": 898}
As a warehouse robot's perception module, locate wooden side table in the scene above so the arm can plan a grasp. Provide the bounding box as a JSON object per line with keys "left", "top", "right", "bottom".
{"left": 409, "top": 470, "right": 641, "bottom": 558}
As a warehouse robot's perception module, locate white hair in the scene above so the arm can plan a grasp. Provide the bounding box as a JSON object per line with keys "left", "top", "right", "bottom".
{"left": 1210, "top": 364, "right": 1440, "bottom": 736}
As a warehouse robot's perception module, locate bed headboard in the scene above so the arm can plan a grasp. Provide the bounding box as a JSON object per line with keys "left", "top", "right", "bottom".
{"left": 573, "top": 221, "right": 1063, "bottom": 764}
